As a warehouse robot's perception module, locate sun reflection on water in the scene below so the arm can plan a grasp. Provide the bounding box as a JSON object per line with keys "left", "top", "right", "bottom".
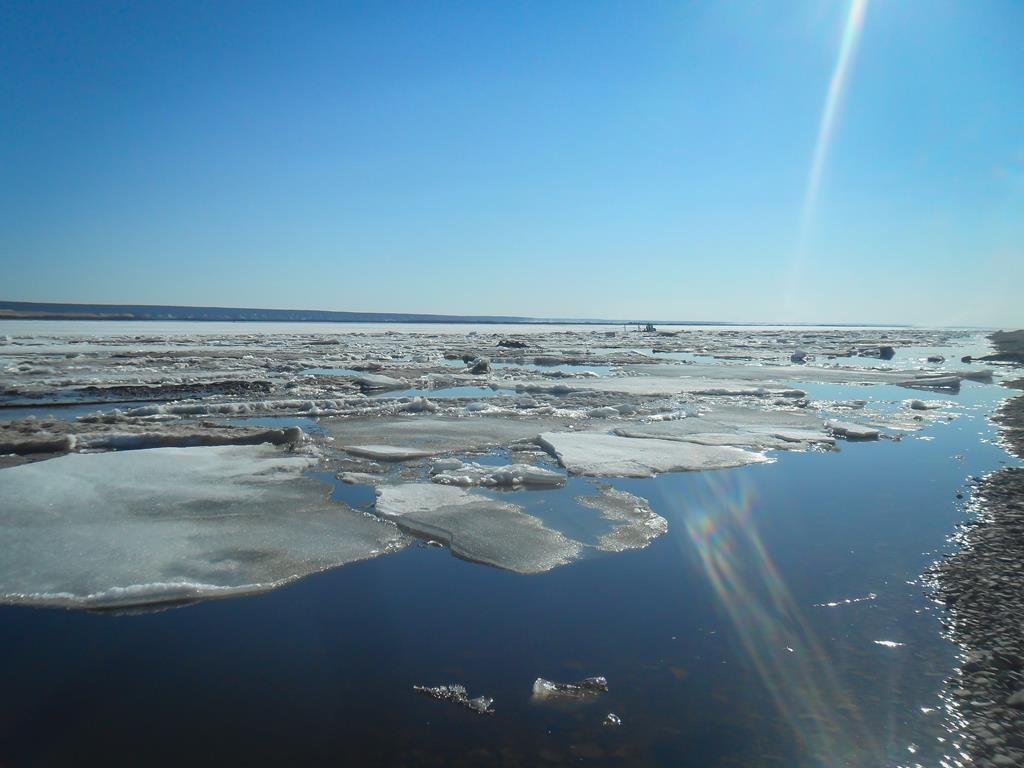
{"left": 671, "top": 470, "right": 883, "bottom": 764}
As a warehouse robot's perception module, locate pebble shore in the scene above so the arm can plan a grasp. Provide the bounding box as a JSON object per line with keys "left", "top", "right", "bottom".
{"left": 932, "top": 331, "right": 1024, "bottom": 767}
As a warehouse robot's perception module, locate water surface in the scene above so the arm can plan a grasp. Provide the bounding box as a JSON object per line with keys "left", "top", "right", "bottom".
{"left": 0, "top": 366, "right": 1013, "bottom": 767}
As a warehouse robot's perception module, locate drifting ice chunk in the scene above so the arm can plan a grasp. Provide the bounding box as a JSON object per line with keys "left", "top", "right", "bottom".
{"left": 825, "top": 421, "right": 881, "bottom": 440}
{"left": 577, "top": 487, "right": 668, "bottom": 552}
{"left": 537, "top": 431, "right": 769, "bottom": 477}
{"left": 353, "top": 373, "right": 407, "bottom": 391}
{"left": 401, "top": 396, "right": 438, "bottom": 413}
{"left": 0, "top": 445, "right": 408, "bottom": 609}
{"left": 898, "top": 375, "right": 961, "bottom": 392}
{"left": 338, "top": 471, "right": 381, "bottom": 486}
{"left": 430, "top": 460, "right": 566, "bottom": 489}
{"left": 374, "top": 483, "right": 582, "bottom": 573}
{"left": 341, "top": 444, "right": 436, "bottom": 461}
{"left": 905, "top": 399, "right": 946, "bottom": 411}
{"left": 413, "top": 684, "right": 494, "bottom": 714}
{"left": 532, "top": 676, "right": 609, "bottom": 701}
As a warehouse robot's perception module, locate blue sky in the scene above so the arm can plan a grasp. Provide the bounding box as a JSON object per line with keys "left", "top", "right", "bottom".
{"left": 1, "top": 1, "right": 1021, "bottom": 325}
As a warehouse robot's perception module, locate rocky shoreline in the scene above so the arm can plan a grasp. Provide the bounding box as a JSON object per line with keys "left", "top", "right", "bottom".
{"left": 932, "top": 330, "right": 1024, "bottom": 767}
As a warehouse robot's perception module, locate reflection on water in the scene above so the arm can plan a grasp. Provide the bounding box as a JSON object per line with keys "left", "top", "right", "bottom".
{"left": 679, "top": 470, "right": 880, "bottom": 764}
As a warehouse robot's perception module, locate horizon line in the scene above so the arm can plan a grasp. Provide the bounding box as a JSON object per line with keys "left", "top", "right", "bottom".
{"left": 0, "top": 299, "right": 931, "bottom": 328}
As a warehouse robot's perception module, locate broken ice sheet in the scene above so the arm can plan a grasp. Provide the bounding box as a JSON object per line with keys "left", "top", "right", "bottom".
{"left": 0, "top": 444, "right": 408, "bottom": 609}
{"left": 576, "top": 486, "right": 669, "bottom": 552}
{"left": 538, "top": 431, "right": 770, "bottom": 477}
{"left": 322, "top": 414, "right": 592, "bottom": 458}
{"left": 374, "top": 483, "right": 583, "bottom": 573}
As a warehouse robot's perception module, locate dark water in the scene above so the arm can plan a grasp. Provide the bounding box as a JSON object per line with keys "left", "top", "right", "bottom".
{"left": 0, "top": 401, "right": 157, "bottom": 422}
{"left": 0, "top": 382, "right": 1014, "bottom": 767}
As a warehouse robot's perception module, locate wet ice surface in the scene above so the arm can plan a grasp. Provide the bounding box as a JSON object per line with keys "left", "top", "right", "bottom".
{"left": 0, "top": 321, "right": 1020, "bottom": 765}
{"left": 0, "top": 444, "right": 408, "bottom": 608}
{"left": 375, "top": 483, "right": 583, "bottom": 573}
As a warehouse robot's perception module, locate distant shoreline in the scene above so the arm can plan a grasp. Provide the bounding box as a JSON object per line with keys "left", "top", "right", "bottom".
{"left": 0, "top": 301, "right": 907, "bottom": 328}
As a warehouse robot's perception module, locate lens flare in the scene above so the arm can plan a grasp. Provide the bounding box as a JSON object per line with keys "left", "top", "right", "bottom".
{"left": 671, "top": 471, "right": 882, "bottom": 763}
{"left": 787, "top": 0, "right": 869, "bottom": 311}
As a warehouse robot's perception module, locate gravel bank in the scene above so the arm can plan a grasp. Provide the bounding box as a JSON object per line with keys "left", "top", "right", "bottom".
{"left": 931, "top": 331, "right": 1024, "bottom": 767}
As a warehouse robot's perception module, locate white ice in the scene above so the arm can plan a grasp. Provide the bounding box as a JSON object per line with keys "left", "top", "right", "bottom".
{"left": 538, "top": 431, "right": 770, "bottom": 477}
{"left": 429, "top": 460, "right": 566, "bottom": 489}
{"left": 374, "top": 483, "right": 582, "bottom": 573}
{"left": 0, "top": 444, "right": 407, "bottom": 608}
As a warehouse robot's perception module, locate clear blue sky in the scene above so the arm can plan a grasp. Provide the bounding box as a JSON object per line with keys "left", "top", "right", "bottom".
{"left": 2, "top": 1, "right": 1021, "bottom": 325}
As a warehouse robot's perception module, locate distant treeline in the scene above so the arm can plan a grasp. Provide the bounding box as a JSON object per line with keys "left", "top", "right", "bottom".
{"left": 0, "top": 300, "right": 906, "bottom": 327}
{"left": 0, "top": 301, "right": 540, "bottom": 324}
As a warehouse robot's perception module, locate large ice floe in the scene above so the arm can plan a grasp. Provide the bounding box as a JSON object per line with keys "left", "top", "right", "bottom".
{"left": 538, "top": 431, "right": 770, "bottom": 477}
{"left": 0, "top": 322, "right": 1003, "bottom": 609}
{"left": 0, "top": 444, "right": 407, "bottom": 608}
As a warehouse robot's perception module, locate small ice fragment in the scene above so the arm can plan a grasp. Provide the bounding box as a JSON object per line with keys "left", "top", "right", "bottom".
{"left": 813, "top": 592, "right": 877, "bottom": 608}
{"left": 354, "top": 373, "right": 407, "bottom": 391}
{"left": 413, "top": 684, "right": 494, "bottom": 714}
{"left": 401, "top": 396, "right": 438, "bottom": 413}
{"left": 429, "top": 458, "right": 464, "bottom": 474}
{"left": 576, "top": 487, "right": 668, "bottom": 552}
{"left": 531, "top": 676, "right": 608, "bottom": 701}
{"left": 825, "top": 421, "right": 880, "bottom": 441}
{"left": 468, "top": 357, "right": 491, "bottom": 374}
{"left": 873, "top": 640, "right": 905, "bottom": 648}
{"left": 905, "top": 399, "right": 945, "bottom": 411}
{"left": 603, "top": 713, "right": 622, "bottom": 727}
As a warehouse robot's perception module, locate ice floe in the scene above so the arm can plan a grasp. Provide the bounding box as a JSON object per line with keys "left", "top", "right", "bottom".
{"left": 538, "top": 431, "right": 770, "bottom": 477}
{"left": 577, "top": 486, "right": 669, "bottom": 552}
{"left": 374, "top": 483, "right": 582, "bottom": 573}
{"left": 825, "top": 421, "right": 882, "bottom": 441}
{"left": 1, "top": 322, "right": 1000, "bottom": 607}
{"left": 0, "top": 444, "right": 407, "bottom": 608}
